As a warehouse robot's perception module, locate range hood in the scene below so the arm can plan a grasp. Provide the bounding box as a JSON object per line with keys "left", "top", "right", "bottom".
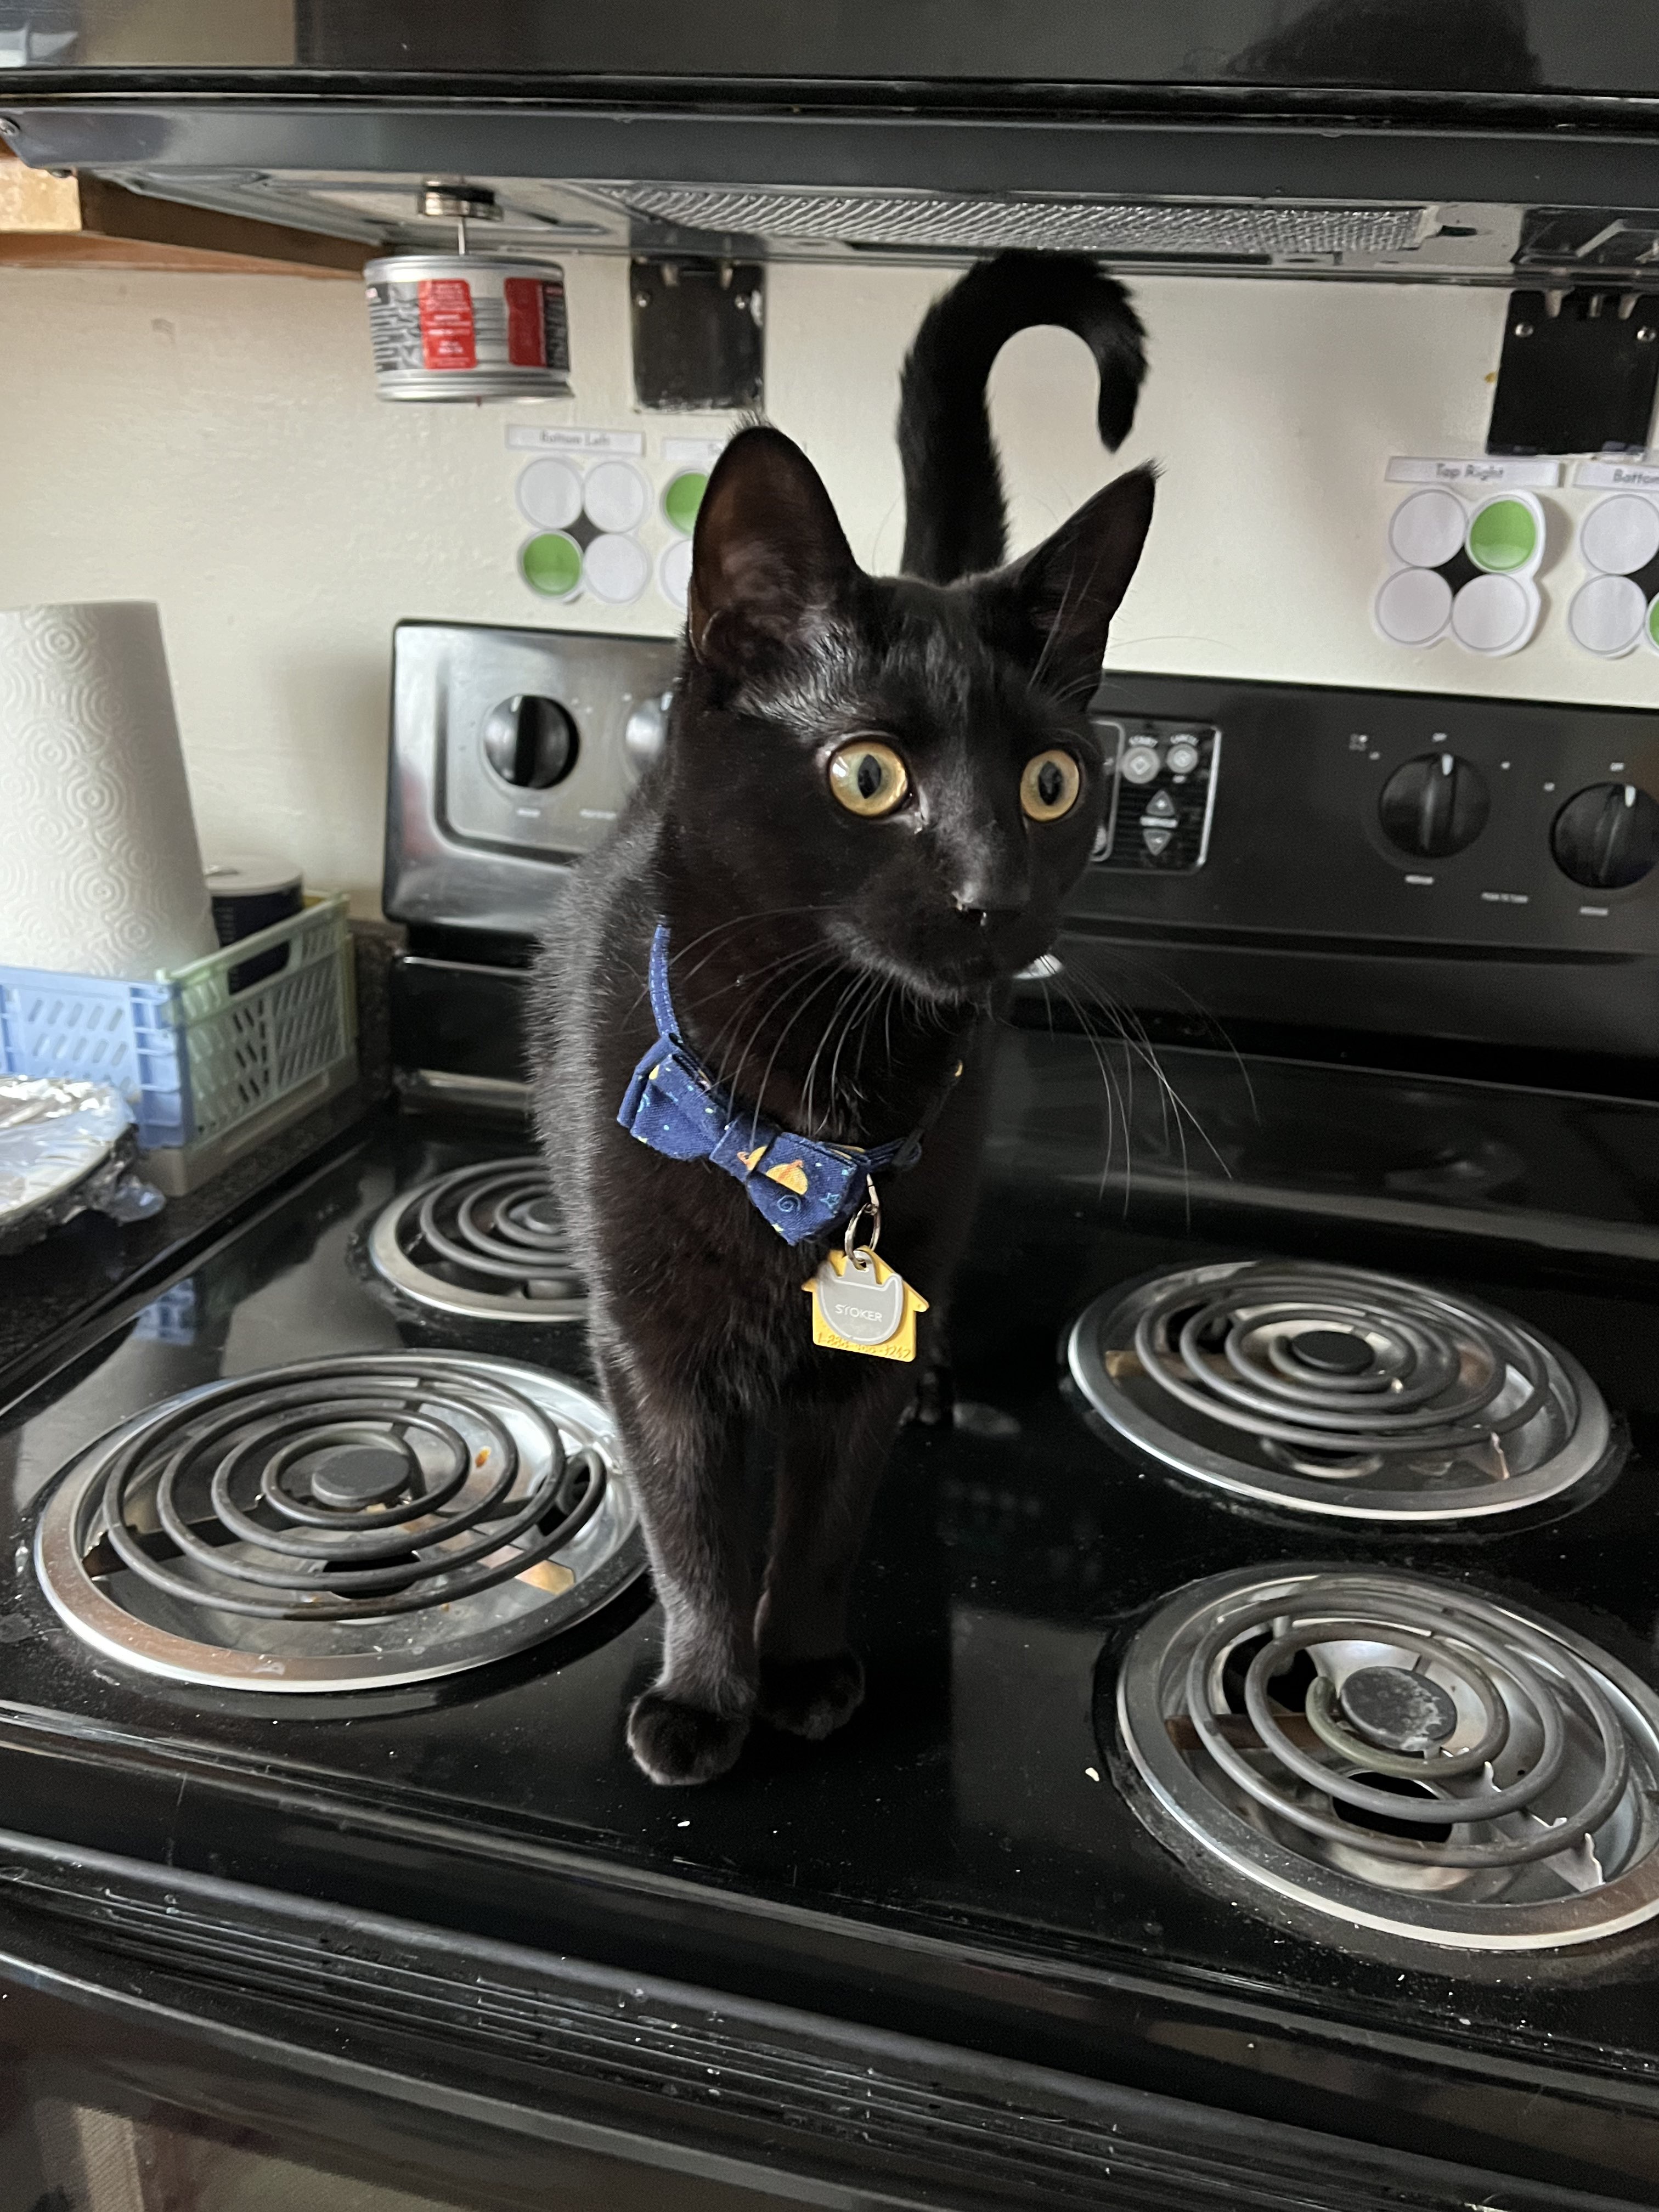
{"left": 5, "top": 1, "right": 1659, "bottom": 283}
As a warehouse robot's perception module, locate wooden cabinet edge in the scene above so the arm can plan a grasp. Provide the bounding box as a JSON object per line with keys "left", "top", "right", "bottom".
{"left": 0, "top": 153, "right": 372, "bottom": 278}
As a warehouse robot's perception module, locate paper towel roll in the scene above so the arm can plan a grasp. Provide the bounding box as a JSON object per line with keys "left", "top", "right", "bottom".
{"left": 0, "top": 602, "right": 217, "bottom": 979}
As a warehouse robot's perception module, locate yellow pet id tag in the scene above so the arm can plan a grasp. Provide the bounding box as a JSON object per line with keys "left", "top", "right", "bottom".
{"left": 802, "top": 1180, "right": 929, "bottom": 1362}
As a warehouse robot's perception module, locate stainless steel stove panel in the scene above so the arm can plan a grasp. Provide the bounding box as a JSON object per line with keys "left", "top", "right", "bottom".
{"left": 383, "top": 622, "right": 678, "bottom": 935}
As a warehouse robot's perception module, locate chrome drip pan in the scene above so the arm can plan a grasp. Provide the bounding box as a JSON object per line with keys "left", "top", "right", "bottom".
{"left": 1068, "top": 1260, "right": 1615, "bottom": 1521}
{"left": 367, "top": 1158, "right": 585, "bottom": 1322}
{"left": 33, "top": 1353, "right": 640, "bottom": 1691}
{"left": 1114, "top": 1566, "right": 1659, "bottom": 1952}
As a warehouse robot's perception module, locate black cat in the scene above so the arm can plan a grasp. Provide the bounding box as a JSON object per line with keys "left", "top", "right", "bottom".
{"left": 532, "top": 252, "right": 1154, "bottom": 1785}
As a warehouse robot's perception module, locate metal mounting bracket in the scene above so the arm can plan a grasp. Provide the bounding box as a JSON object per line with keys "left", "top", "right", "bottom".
{"left": 630, "top": 257, "right": 763, "bottom": 412}
{"left": 1486, "top": 286, "right": 1659, "bottom": 456}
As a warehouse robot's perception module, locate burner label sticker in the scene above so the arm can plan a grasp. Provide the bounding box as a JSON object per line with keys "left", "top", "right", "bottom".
{"left": 506, "top": 425, "right": 646, "bottom": 455}
{"left": 1386, "top": 455, "right": 1562, "bottom": 488}
{"left": 1575, "top": 459, "right": 1659, "bottom": 491}
{"left": 662, "top": 435, "right": 730, "bottom": 467}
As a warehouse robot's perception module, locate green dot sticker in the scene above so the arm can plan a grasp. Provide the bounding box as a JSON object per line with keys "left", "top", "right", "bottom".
{"left": 520, "top": 531, "right": 583, "bottom": 598}
{"left": 1648, "top": 595, "right": 1659, "bottom": 652}
{"left": 1467, "top": 496, "right": 1539, "bottom": 574}
{"left": 663, "top": 470, "right": 708, "bottom": 537}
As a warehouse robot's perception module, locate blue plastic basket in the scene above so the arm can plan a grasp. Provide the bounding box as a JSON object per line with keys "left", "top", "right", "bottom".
{"left": 0, "top": 895, "right": 356, "bottom": 1158}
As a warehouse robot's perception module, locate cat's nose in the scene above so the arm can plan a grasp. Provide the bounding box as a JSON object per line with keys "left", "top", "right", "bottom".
{"left": 946, "top": 838, "right": 1029, "bottom": 926}
{"left": 951, "top": 878, "right": 1026, "bottom": 928}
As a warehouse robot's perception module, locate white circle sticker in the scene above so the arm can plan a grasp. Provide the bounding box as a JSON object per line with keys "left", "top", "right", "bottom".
{"left": 1567, "top": 573, "right": 1646, "bottom": 657}
{"left": 582, "top": 460, "right": 650, "bottom": 534}
{"left": 515, "top": 458, "right": 583, "bottom": 531}
{"left": 1450, "top": 572, "right": 1538, "bottom": 656}
{"left": 1387, "top": 488, "right": 1465, "bottom": 571}
{"left": 659, "top": 536, "right": 695, "bottom": 612}
{"left": 583, "top": 532, "right": 651, "bottom": 606}
{"left": 1374, "top": 566, "right": 1453, "bottom": 646}
{"left": 1579, "top": 493, "right": 1659, "bottom": 578}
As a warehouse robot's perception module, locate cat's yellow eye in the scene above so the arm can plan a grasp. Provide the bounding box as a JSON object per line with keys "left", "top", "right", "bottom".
{"left": 1020, "top": 748, "right": 1082, "bottom": 823}
{"left": 828, "top": 740, "right": 909, "bottom": 819}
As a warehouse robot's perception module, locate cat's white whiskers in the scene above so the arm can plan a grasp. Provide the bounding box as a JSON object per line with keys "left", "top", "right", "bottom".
{"left": 697, "top": 943, "right": 832, "bottom": 1069}
{"left": 1056, "top": 974, "right": 1128, "bottom": 1204}
{"left": 825, "top": 972, "right": 885, "bottom": 1123}
{"left": 1062, "top": 974, "right": 1232, "bottom": 1227}
{"left": 735, "top": 957, "right": 848, "bottom": 1135}
{"left": 800, "top": 971, "right": 867, "bottom": 1134}
{"left": 716, "top": 957, "right": 843, "bottom": 1127}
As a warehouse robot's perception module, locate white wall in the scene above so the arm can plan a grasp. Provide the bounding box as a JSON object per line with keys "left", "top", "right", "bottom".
{"left": 1, "top": 254, "right": 1651, "bottom": 914}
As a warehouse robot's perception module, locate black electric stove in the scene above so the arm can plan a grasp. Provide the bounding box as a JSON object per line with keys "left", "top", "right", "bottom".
{"left": 4, "top": 637, "right": 1659, "bottom": 2212}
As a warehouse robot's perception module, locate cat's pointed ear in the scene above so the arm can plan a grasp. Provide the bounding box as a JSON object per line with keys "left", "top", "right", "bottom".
{"left": 984, "top": 463, "right": 1155, "bottom": 699}
{"left": 688, "top": 426, "right": 859, "bottom": 676}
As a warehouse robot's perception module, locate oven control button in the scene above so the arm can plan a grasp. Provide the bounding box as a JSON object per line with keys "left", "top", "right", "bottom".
{"left": 1378, "top": 751, "right": 1489, "bottom": 857}
{"left": 1165, "top": 736, "right": 1201, "bottom": 776}
{"left": 481, "top": 694, "right": 578, "bottom": 789}
{"left": 1120, "top": 743, "right": 1161, "bottom": 785}
{"left": 1551, "top": 781, "right": 1659, "bottom": 889}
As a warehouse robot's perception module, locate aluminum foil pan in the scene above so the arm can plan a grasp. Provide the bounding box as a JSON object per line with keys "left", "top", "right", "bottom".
{"left": 0, "top": 1077, "right": 163, "bottom": 1252}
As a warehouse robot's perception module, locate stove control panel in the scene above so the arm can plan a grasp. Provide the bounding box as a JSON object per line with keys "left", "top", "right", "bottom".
{"left": 1074, "top": 672, "right": 1659, "bottom": 958}
{"left": 1091, "top": 715, "right": 1220, "bottom": 871}
{"left": 1062, "top": 673, "right": 1659, "bottom": 1063}
{"left": 386, "top": 622, "right": 679, "bottom": 933}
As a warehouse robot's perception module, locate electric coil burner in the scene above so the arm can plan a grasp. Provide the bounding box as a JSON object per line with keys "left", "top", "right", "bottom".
{"left": 1113, "top": 1567, "right": 1659, "bottom": 1953}
{"left": 33, "top": 1352, "right": 641, "bottom": 1690}
{"left": 1068, "top": 1260, "right": 1614, "bottom": 1521}
{"left": 366, "top": 1157, "right": 584, "bottom": 1321}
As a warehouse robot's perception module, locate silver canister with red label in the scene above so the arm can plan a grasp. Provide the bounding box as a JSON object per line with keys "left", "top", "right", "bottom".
{"left": 364, "top": 255, "right": 572, "bottom": 402}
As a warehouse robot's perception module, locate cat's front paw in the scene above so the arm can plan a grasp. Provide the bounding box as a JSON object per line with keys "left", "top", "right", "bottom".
{"left": 627, "top": 1690, "right": 751, "bottom": 1786}
{"left": 757, "top": 1651, "right": 865, "bottom": 1741}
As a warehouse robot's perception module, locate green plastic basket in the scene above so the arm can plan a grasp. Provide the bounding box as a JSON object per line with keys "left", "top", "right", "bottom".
{"left": 171, "top": 894, "right": 356, "bottom": 1141}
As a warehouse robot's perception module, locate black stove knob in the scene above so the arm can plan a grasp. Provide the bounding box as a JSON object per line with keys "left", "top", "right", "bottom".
{"left": 1378, "top": 752, "right": 1489, "bottom": 858}
{"left": 1550, "top": 781, "right": 1659, "bottom": 890}
{"left": 482, "top": 695, "right": 578, "bottom": 789}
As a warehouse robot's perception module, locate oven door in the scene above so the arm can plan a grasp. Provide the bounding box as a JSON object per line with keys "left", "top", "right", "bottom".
{"left": 3, "top": 1961, "right": 802, "bottom": 2212}
{"left": 10, "top": 2041, "right": 785, "bottom": 2212}
{"left": 0, "top": 1831, "right": 1621, "bottom": 2212}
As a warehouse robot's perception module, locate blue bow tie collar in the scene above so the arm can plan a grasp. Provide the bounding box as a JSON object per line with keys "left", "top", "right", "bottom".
{"left": 617, "top": 922, "right": 945, "bottom": 1246}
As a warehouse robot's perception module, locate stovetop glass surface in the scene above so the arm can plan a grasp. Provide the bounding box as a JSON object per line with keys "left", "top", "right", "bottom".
{"left": 7, "top": 1041, "right": 1659, "bottom": 2111}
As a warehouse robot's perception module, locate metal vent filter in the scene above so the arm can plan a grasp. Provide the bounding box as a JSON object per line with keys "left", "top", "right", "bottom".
{"left": 1114, "top": 1566, "right": 1659, "bottom": 1953}
{"left": 608, "top": 188, "right": 1429, "bottom": 260}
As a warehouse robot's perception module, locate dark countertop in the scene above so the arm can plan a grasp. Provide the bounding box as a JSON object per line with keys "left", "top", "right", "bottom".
{"left": 0, "top": 923, "right": 399, "bottom": 1404}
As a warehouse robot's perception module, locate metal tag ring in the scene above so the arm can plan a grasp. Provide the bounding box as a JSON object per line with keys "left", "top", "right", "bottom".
{"left": 843, "top": 1175, "right": 882, "bottom": 1260}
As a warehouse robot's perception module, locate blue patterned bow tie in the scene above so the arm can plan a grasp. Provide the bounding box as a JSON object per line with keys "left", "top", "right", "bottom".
{"left": 616, "top": 921, "right": 932, "bottom": 1246}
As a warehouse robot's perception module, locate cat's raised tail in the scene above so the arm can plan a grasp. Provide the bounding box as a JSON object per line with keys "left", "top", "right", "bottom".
{"left": 897, "top": 251, "right": 1147, "bottom": 587}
